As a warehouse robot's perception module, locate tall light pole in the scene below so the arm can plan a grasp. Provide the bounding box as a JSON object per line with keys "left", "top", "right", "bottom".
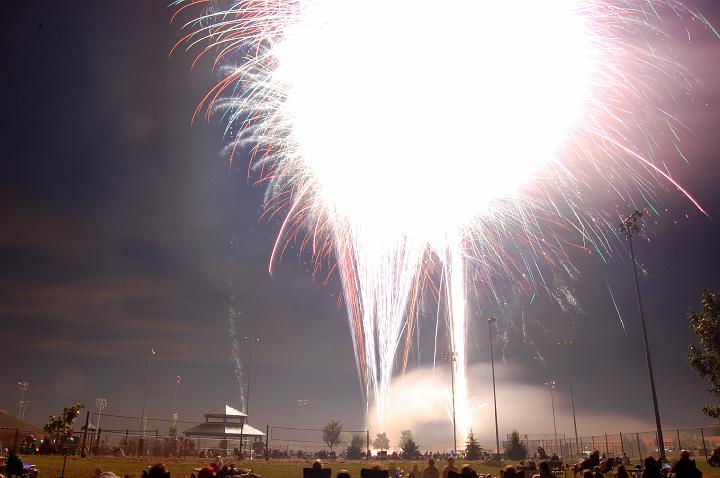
{"left": 488, "top": 316, "right": 500, "bottom": 456}
{"left": 171, "top": 376, "right": 182, "bottom": 421}
{"left": 558, "top": 340, "right": 580, "bottom": 458}
{"left": 620, "top": 209, "right": 665, "bottom": 462}
{"left": 140, "top": 348, "right": 156, "bottom": 440}
{"left": 441, "top": 350, "right": 458, "bottom": 454}
{"left": 545, "top": 380, "right": 558, "bottom": 452}
{"left": 243, "top": 337, "right": 260, "bottom": 415}
{"left": 17, "top": 381, "right": 29, "bottom": 420}
{"left": 95, "top": 398, "right": 108, "bottom": 431}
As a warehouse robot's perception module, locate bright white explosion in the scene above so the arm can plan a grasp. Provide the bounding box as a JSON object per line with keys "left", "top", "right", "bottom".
{"left": 174, "top": 0, "right": 712, "bottom": 446}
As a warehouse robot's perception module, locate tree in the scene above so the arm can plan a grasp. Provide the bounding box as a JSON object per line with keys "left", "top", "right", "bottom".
{"left": 465, "top": 430, "right": 482, "bottom": 460}
{"left": 504, "top": 430, "right": 528, "bottom": 460}
{"left": 399, "top": 429, "right": 419, "bottom": 458}
{"left": 688, "top": 290, "right": 720, "bottom": 420}
{"left": 44, "top": 402, "right": 84, "bottom": 478}
{"left": 372, "top": 432, "right": 390, "bottom": 451}
{"left": 323, "top": 420, "right": 343, "bottom": 451}
{"left": 398, "top": 429, "right": 413, "bottom": 449}
{"left": 346, "top": 434, "right": 365, "bottom": 459}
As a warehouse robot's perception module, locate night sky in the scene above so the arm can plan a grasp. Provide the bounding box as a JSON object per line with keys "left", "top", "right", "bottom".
{"left": 2, "top": 1, "right": 720, "bottom": 448}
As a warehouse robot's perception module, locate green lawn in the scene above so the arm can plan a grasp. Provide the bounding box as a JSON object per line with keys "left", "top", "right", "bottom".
{"left": 14, "top": 455, "right": 720, "bottom": 478}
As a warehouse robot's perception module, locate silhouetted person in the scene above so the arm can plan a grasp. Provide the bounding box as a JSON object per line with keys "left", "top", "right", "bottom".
{"left": 670, "top": 450, "right": 701, "bottom": 478}
{"left": 460, "top": 465, "right": 479, "bottom": 478}
{"left": 143, "top": 464, "right": 170, "bottom": 478}
{"left": 709, "top": 447, "right": 720, "bottom": 467}
{"left": 536, "top": 461, "right": 553, "bottom": 478}
{"left": 441, "top": 458, "right": 459, "bottom": 478}
{"left": 504, "top": 466, "right": 519, "bottom": 478}
{"left": 5, "top": 450, "right": 24, "bottom": 478}
{"left": 423, "top": 458, "right": 440, "bottom": 478}
{"left": 643, "top": 456, "right": 661, "bottom": 478}
{"left": 337, "top": 471, "right": 352, "bottom": 478}
{"left": 614, "top": 465, "right": 629, "bottom": 478}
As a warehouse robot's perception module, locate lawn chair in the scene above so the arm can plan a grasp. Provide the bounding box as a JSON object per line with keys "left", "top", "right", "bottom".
{"left": 303, "top": 468, "right": 332, "bottom": 478}
{"left": 360, "top": 469, "right": 390, "bottom": 478}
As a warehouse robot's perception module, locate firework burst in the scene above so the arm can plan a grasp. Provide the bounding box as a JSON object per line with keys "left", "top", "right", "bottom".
{"left": 173, "top": 0, "right": 713, "bottom": 441}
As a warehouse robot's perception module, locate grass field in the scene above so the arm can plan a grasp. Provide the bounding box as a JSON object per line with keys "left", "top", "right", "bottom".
{"left": 15, "top": 455, "right": 720, "bottom": 478}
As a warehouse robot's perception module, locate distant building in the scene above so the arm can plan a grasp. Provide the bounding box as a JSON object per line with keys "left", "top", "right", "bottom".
{"left": 184, "top": 404, "right": 265, "bottom": 456}
{"left": 0, "top": 410, "right": 43, "bottom": 450}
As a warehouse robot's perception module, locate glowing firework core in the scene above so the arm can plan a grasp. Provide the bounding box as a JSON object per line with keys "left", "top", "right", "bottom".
{"left": 176, "top": 0, "right": 709, "bottom": 448}
{"left": 276, "top": 0, "right": 595, "bottom": 238}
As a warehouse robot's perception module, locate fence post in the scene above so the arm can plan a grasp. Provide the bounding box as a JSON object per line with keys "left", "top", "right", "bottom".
{"left": 81, "top": 411, "right": 90, "bottom": 457}
{"left": 636, "top": 433, "right": 642, "bottom": 460}
{"left": 592, "top": 436, "right": 595, "bottom": 451}
{"left": 700, "top": 427, "right": 708, "bottom": 463}
{"left": 13, "top": 428, "right": 19, "bottom": 449}
{"left": 605, "top": 434, "right": 609, "bottom": 455}
{"left": 675, "top": 429, "right": 681, "bottom": 452}
{"left": 620, "top": 432, "right": 625, "bottom": 455}
{"left": 265, "top": 425, "right": 269, "bottom": 461}
{"left": 96, "top": 427, "right": 102, "bottom": 453}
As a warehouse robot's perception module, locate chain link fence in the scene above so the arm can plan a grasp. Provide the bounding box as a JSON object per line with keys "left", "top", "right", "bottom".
{"left": 505, "top": 426, "right": 720, "bottom": 462}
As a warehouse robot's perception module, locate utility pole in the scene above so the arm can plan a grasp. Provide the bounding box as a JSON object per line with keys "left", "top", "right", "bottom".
{"left": 441, "top": 350, "right": 458, "bottom": 453}
{"left": 620, "top": 210, "right": 665, "bottom": 462}
{"left": 17, "top": 381, "right": 29, "bottom": 420}
{"left": 95, "top": 398, "right": 108, "bottom": 431}
{"left": 545, "top": 380, "right": 558, "bottom": 452}
{"left": 139, "top": 348, "right": 156, "bottom": 454}
{"left": 171, "top": 376, "right": 181, "bottom": 421}
{"left": 558, "top": 340, "right": 580, "bottom": 457}
{"left": 244, "top": 337, "right": 260, "bottom": 415}
{"left": 488, "top": 316, "right": 500, "bottom": 456}
{"left": 171, "top": 376, "right": 181, "bottom": 436}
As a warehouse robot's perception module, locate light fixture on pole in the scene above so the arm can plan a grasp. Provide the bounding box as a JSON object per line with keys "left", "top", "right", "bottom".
{"left": 95, "top": 398, "right": 108, "bottom": 431}
{"left": 488, "top": 316, "right": 500, "bottom": 456}
{"left": 17, "top": 381, "right": 29, "bottom": 420}
{"left": 243, "top": 337, "right": 260, "bottom": 415}
{"left": 440, "top": 350, "right": 458, "bottom": 454}
{"left": 297, "top": 399, "right": 309, "bottom": 425}
{"left": 558, "top": 340, "right": 580, "bottom": 458}
{"left": 544, "top": 380, "right": 558, "bottom": 451}
{"left": 620, "top": 209, "right": 665, "bottom": 462}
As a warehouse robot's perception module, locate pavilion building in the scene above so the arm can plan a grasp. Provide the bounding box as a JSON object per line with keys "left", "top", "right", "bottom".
{"left": 184, "top": 404, "right": 265, "bottom": 456}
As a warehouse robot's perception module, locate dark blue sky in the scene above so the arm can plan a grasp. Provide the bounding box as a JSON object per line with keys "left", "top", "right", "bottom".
{"left": 2, "top": 1, "right": 720, "bottom": 447}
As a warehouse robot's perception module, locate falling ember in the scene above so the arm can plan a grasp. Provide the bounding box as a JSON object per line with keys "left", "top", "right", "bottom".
{"left": 173, "top": 0, "right": 713, "bottom": 443}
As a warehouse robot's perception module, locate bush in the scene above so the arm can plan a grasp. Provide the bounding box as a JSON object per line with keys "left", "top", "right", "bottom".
{"left": 505, "top": 430, "right": 528, "bottom": 460}
{"left": 346, "top": 435, "right": 365, "bottom": 460}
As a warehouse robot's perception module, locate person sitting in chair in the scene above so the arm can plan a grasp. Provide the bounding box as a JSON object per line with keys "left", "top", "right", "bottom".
{"left": 5, "top": 450, "right": 24, "bottom": 478}
{"left": 709, "top": 448, "right": 720, "bottom": 468}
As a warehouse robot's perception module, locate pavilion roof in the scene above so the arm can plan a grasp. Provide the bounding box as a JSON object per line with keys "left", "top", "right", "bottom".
{"left": 204, "top": 404, "right": 247, "bottom": 419}
{"left": 184, "top": 422, "right": 265, "bottom": 438}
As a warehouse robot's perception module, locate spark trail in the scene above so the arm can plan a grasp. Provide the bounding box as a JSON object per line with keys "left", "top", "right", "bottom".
{"left": 173, "top": 0, "right": 713, "bottom": 443}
